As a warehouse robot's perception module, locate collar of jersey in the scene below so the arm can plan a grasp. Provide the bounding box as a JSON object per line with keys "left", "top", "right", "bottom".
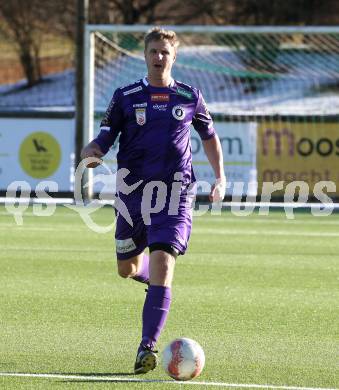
{"left": 142, "top": 76, "right": 175, "bottom": 88}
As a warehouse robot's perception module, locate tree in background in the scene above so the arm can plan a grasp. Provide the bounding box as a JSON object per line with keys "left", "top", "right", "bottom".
{"left": 0, "top": 0, "right": 44, "bottom": 86}
{"left": 88, "top": 0, "right": 227, "bottom": 25}
{"left": 1, "top": 0, "right": 339, "bottom": 87}
{"left": 90, "top": 0, "right": 162, "bottom": 24}
{"left": 227, "top": 0, "right": 339, "bottom": 25}
{"left": 0, "top": 0, "right": 76, "bottom": 87}
{"left": 0, "top": 0, "right": 77, "bottom": 87}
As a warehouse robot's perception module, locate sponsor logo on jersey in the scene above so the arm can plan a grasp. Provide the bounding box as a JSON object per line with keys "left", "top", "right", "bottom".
{"left": 115, "top": 238, "right": 137, "bottom": 253}
{"left": 172, "top": 105, "right": 185, "bottom": 120}
{"left": 201, "top": 98, "right": 211, "bottom": 117}
{"left": 152, "top": 103, "right": 167, "bottom": 111}
{"left": 100, "top": 126, "right": 110, "bottom": 132}
{"left": 151, "top": 94, "right": 170, "bottom": 102}
{"left": 133, "top": 102, "right": 147, "bottom": 108}
{"left": 176, "top": 87, "right": 193, "bottom": 100}
{"left": 135, "top": 108, "right": 146, "bottom": 125}
{"left": 102, "top": 99, "right": 115, "bottom": 125}
{"left": 123, "top": 86, "right": 142, "bottom": 96}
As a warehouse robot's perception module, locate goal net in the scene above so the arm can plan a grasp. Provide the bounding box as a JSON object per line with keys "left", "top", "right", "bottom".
{"left": 85, "top": 25, "right": 339, "bottom": 199}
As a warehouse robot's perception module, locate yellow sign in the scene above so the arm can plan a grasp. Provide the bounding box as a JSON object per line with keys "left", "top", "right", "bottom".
{"left": 257, "top": 121, "right": 339, "bottom": 195}
{"left": 19, "top": 132, "right": 61, "bottom": 179}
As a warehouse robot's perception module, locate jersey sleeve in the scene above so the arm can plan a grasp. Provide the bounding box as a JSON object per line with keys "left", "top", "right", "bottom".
{"left": 192, "top": 91, "right": 216, "bottom": 140}
{"left": 93, "top": 89, "right": 123, "bottom": 154}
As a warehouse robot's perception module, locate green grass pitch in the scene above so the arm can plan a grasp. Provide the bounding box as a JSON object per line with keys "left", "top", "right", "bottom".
{"left": 0, "top": 204, "right": 338, "bottom": 389}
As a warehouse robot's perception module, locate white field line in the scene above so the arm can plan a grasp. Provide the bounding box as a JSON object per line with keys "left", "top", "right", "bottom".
{"left": 0, "top": 372, "right": 337, "bottom": 390}
{"left": 2, "top": 213, "right": 339, "bottom": 225}
{"left": 0, "top": 211, "right": 79, "bottom": 218}
{"left": 196, "top": 217, "right": 339, "bottom": 225}
{"left": 1, "top": 246, "right": 112, "bottom": 253}
{"left": 0, "top": 197, "right": 74, "bottom": 205}
{"left": 1, "top": 223, "right": 339, "bottom": 237}
{"left": 2, "top": 217, "right": 339, "bottom": 226}
{"left": 0, "top": 225, "right": 91, "bottom": 231}
{"left": 193, "top": 229, "right": 339, "bottom": 237}
{"left": 1, "top": 198, "right": 339, "bottom": 210}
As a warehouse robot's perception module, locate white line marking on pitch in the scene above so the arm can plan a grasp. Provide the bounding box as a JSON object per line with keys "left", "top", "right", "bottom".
{"left": 193, "top": 228, "right": 339, "bottom": 237}
{"left": 0, "top": 372, "right": 337, "bottom": 390}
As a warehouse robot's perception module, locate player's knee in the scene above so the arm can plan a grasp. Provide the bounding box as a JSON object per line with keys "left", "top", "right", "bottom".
{"left": 117, "top": 266, "right": 132, "bottom": 278}
{"left": 157, "top": 259, "right": 173, "bottom": 280}
{"left": 117, "top": 261, "right": 136, "bottom": 279}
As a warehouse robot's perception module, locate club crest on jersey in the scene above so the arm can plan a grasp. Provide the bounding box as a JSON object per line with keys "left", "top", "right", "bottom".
{"left": 172, "top": 105, "right": 185, "bottom": 120}
{"left": 135, "top": 108, "right": 146, "bottom": 125}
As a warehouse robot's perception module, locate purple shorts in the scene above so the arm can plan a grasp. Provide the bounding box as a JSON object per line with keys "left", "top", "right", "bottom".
{"left": 114, "top": 184, "right": 195, "bottom": 260}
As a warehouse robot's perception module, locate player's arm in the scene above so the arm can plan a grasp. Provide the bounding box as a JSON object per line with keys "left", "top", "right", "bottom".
{"left": 81, "top": 90, "right": 123, "bottom": 168}
{"left": 202, "top": 135, "right": 226, "bottom": 202}
{"left": 192, "top": 91, "right": 226, "bottom": 202}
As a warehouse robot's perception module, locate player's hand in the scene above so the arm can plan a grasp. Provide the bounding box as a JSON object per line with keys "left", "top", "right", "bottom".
{"left": 209, "top": 177, "right": 226, "bottom": 203}
{"left": 80, "top": 142, "right": 104, "bottom": 168}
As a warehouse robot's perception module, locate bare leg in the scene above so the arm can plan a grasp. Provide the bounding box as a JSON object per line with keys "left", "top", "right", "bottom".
{"left": 117, "top": 252, "right": 150, "bottom": 284}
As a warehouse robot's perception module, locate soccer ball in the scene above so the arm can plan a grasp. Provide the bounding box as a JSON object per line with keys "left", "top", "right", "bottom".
{"left": 162, "top": 338, "right": 205, "bottom": 381}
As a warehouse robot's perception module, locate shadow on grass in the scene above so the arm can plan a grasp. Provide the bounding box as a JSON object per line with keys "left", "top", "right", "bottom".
{"left": 62, "top": 380, "right": 172, "bottom": 384}
{"left": 62, "top": 372, "right": 134, "bottom": 377}
{"left": 60, "top": 373, "right": 172, "bottom": 384}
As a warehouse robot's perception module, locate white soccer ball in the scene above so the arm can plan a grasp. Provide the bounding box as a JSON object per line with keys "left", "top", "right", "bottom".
{"left": 162, "top": 337, "right": 205, "bottom": 381}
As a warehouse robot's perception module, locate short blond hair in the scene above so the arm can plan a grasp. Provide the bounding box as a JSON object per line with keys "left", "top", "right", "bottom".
{"left": 144, "top": 27, "right": 179, "bottom": 50}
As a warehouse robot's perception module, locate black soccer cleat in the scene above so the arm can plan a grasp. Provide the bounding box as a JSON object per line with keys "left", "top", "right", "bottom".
{"left": 134, "top": 345, "right": 158, "bottom": 374}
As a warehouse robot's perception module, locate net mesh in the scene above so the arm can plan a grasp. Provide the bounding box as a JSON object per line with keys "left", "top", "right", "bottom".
{"left": 94, "top": 30, "right": 339, "bottom": 117}
{"left": 91, "top": 27, "right": 339, "bottom": 198}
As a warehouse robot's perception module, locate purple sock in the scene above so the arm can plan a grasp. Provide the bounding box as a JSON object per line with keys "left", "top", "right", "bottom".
{"left": 132, "top": 254, "right": 149, "bottom": 284}
{"left": 141, "top": 285, "right": 172, "bottom": 349}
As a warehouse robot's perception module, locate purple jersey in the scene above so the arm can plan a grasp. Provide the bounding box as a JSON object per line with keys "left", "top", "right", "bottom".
{"left": 94, "top": 77, "right": 215, "bottom": 186}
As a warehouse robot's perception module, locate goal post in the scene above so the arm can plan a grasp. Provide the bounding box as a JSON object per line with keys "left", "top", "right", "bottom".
{"left": 83, "top": 25, "right": 339, "bottom": 199}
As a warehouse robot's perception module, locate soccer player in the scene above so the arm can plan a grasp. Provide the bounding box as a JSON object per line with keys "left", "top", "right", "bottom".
{"left": 81, "top": 27, "right": 226, "bottom": 374}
